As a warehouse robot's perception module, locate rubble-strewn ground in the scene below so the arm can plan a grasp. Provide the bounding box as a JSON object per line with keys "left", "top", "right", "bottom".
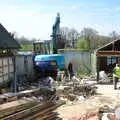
{"left": 56, "top": 83, "right": 120, "bottom": 120}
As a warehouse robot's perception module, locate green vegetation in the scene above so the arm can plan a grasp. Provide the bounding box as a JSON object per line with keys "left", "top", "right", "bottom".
{"left": 14, "top": 26, "right": 115, "bottom": 52}
{"left": 19, "top": 44, "right": 33, "bottom": 51}
{"left": 58, "top": 49, "right": 89, "bottom": 53}
{"left": 77, "top": 72, "right": 92, "bottom": 76}
{"left": 76, "top": 39, "right": 89, "bottom": 51}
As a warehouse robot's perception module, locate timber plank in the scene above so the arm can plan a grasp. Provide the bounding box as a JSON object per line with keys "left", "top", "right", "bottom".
{"left": 0, "top": 99, "right": 38, "bottom": 119}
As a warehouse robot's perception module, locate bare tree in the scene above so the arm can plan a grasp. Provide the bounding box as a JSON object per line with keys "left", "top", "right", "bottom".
{"left": 60, "top": 27, "right": 114, "bottom": 50}
{"left": 60, "top": 27, "right": 69, "bottom": 39}
{"left": 109, "top": 31, "right": 119, "bottom": 40}
{"left": 97, "top": 35, "right": 111, "bottom": 48}
{"left": 69, "top": 28, "right": 80, "bottom": 48}
{"left": 80, "top": 28, "right": 98, "bottom": 39}
{"left": 60, "top": 27, "right": 80, "bottom": 48}
{"left": 9, "top": 31, "right": 18, "bottom": 39}
{"left": 80, "top": 28, "right": 98, "bottom": 50}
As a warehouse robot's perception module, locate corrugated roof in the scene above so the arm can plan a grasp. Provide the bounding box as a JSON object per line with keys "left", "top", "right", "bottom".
{"left": 0, "top": 24, "right": 20, "bottom": 49}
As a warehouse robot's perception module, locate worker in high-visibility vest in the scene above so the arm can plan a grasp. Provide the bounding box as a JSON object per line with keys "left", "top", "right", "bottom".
{"left": 113, "top": 64, "right": 120, "bottom": 89}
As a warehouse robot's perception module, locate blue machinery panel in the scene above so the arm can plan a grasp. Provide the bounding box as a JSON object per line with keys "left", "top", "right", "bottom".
{"left": 33, "top": 54, "right": 65, "bottom": 71}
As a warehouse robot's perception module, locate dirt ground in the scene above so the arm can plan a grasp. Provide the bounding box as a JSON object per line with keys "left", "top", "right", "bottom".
{"left": 56, "top": 83, "right": 120, "bottom": 120}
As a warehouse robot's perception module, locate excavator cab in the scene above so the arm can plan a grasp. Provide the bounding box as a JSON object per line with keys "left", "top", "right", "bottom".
{"left": 33, "top": 40, "right": 52, "bottom": 55}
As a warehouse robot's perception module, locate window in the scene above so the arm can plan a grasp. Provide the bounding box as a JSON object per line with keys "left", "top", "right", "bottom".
{"left": 107, "top": 56, "right": 116, "bottom": 65}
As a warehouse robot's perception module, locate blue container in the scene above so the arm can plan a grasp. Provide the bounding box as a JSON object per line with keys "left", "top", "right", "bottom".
{"left": 33, "top": 54, "right": 65, "bottom": 70}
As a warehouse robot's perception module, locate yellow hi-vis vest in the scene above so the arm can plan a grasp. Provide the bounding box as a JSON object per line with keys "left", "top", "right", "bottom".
{"left": 113, "top": 66, "right": 120, "bottom": 78}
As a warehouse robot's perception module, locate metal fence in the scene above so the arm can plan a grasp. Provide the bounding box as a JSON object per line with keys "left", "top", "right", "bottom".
{"left": 62, "top": 51, "right": 92, "bottom": 74}
{"left": 16, "top": 52, "right": 92, "bottom": 77}
{"left": 0, "top": 52, "right": 93, "bottom": 87}
{"left": 0, "top": 57, "right": 14, "bottom": 87}
{"left": 15, "top": 55, "right": 34, "bottom": 79}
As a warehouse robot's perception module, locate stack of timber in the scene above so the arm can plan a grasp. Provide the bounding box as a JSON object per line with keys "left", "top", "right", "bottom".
{"left": 0, "top": 88, "right": 42, "bottom": 104}
{"left": 0, "top": 99, "right": 39, "bottom": 119}
{"left": 0, "top": 93, "right": 18, "bottom": 104}
{"left": 0, "top": 98, "right": 65, "bottom": 120}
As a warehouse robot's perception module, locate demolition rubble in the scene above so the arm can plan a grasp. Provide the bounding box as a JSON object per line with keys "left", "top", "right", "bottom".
{"left": 56, "top": 76, "right": 97, "bottom": 103}
{"left": 56, "top": 75, "right": 120, "bottom": 120}
{"left": 0, "top": 75, "right": 120, "bottom": 120}
{"left": 0, "top": 75, "right": 97, "bottom": 120}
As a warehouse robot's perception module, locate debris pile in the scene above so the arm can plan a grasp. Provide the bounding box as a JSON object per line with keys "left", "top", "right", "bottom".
{"left": 56, "top": 76, "right": 97, "bottom": 103}
{"left": 63, "top": 101, "right": 120, "bottom": 120}
{"left": 0, "top": 76, "right": 66, "bottom": 120}
{"left": 98, "top": 105, "right": 120, "bottom": 120}
{"left": 65, "top": 95, "right": 120, "bottom": 120}
{"left": 99, "top": 71, "right": 111, "bottom": 83}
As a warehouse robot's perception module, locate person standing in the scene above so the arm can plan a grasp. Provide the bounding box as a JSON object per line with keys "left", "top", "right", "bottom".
{"left": 113, "top": 64, "right": 120, "bottom": 89}
{"left": 68, "top": 62, "right": 74, "bottom": 80}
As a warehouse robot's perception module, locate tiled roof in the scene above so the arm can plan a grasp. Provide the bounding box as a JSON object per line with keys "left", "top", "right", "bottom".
{"left": 0, "top": 24, "right": 20, "bottom": 49}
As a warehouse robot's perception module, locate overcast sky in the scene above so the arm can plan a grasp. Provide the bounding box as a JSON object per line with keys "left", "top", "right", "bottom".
{"left": 0, "top": 0, "right": 120, "bottom": 39}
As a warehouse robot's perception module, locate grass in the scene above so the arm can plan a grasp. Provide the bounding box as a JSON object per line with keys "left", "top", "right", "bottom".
{"left": 19, "top": 44, "right": 33, "bottom": 51}
{"left": 58, "top": 49, "right": 89, "bottom": 53}
{"left": 77, "top": 72, "right": 92, "bottom": 76}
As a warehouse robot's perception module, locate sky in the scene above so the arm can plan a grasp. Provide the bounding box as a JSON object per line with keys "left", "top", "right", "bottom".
{"left": 0, "top": 0, "right": 120, "bottom": 40}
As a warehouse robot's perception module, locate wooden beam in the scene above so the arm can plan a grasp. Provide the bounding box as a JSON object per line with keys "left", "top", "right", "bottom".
{"left": 97, "top": 51, "right": 120, "bottom": 56}
{"left": 0, "top": 99, "right": 38, "bottom": 119}
{"left": 96, "top": 56, "right": 100, "bottom": 82}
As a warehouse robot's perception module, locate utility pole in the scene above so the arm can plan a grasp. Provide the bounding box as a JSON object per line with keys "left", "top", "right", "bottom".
{"left": 13, "top": 56, "right": 17, "bottom": 93}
